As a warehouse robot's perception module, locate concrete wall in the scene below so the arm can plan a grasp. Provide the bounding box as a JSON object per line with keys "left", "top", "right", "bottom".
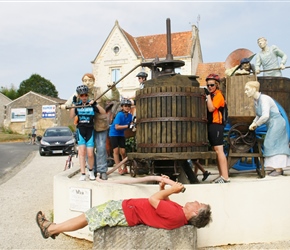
{"left": 54, "top": 168, "right": 290, "bottom": 248}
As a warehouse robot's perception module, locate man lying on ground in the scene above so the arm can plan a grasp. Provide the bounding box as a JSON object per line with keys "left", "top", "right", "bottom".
{"left": 36, "top": 175, "right": 212, "bottom": 239}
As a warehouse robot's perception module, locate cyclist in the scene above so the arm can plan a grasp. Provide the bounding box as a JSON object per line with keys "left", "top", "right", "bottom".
{"left": 70, "top": 85, "right": 106, "bottom": 181}
{"left": 31, "top": 126, "right": 37, "bottom": 144}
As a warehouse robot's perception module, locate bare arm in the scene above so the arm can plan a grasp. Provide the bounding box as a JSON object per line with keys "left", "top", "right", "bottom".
{"left": 206, "top": 95, "right": 216, "bottom": 112}
{"left": 70, "top": 105, "right": 76, "bottom": 119}
{"left": 149, "top": 182, "right": 184, "bottom": 209}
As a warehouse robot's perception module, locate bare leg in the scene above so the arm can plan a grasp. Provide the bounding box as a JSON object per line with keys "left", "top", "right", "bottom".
{"left": 213, "top": 145, "right": 228, "bottom": 179}
{"left": 113, "top": 147, "right": 120, "bottom": 166}
{"left": 47, "top": 214, "right": 88, "bottom": 235}
{"left": 119, "top": 148, "right": 126, "bottom": 161}
{"left": 193, "top": 160, "right": 206, "bottom": 174}
{"left": 86, "top": 147, "right": 95, "bottom": 170}
{"left": 78, "top": 145, "right": 86, "bottom": 174}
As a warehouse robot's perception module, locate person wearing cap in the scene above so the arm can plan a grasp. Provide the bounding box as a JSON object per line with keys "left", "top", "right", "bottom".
{"left": 235, "top": 58, "right": 255, "bottom": 75}
{"left": 225, "top": 57, "right": 255, "bottom": 76}
{"left": 129, "top": 72, "right": 148, "bottom": 106}
{"left": 255, "top": 37, "right": 287, "bottom": 77}
{"left": 136, "top": 72, "right": 148, "bottom": 90}
{"left": 204, "top": 74, "right": 229, "bottom": 184}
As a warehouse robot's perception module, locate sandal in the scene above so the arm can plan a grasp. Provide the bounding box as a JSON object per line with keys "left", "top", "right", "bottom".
{"left": 118, "top": 167, "right": 128, "bottom": 175}
{"left": 36, "top": 211, "right": 57, "bottom": 239}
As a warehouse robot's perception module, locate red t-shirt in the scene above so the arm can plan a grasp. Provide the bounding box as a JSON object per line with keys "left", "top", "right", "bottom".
{"left": 122, "top": 198, "right": 188, "bottom": 230}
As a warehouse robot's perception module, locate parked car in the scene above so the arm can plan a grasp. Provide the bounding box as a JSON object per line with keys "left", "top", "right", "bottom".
{"left": 39, "top": 126, "right": 76, "bottom": 156}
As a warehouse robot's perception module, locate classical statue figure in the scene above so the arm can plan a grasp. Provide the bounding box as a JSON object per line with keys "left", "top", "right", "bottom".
{"left": 255, "top": 37, "right": 287, "bottom": 76}
{"left": 245, "top": 81, "right": 290, "bottom": 176}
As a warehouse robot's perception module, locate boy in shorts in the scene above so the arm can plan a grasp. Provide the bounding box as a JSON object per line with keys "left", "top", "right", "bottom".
{"left": 109, "top": 98, "right": 134, "bottom": 175}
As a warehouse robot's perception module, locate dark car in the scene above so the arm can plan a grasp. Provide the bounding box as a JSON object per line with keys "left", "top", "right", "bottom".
{"left": 39, "top": 126, "right": 76, "bottom": 156}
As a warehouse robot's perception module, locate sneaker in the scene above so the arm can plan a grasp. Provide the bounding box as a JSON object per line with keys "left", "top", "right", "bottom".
{"left": 79, "top": 174, "right": 86, "bottom": 181}
{"left": 202, "top": 171, "right": 211, "bottom": 181}
{"left": 88, "top": 170, "right": 96, "bottom": 180}
{"left": 268, "top": 170, "right": 283, "bottom": 177}
{"left": 213, "top": 176, "right": 230, "bottom": 184}
{"left": 100, "top": 172, "right": 108, "bottom": 180}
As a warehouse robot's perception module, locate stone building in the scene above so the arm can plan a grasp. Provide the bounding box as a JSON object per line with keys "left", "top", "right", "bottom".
{"left": 91, "top": 20, "right": 203, "bottom": 98}
{"left": 0, "top": 92, "right": 12, "bottom": 127}
{"left": 3, "top": 91, "right": 73, "bottom": 135}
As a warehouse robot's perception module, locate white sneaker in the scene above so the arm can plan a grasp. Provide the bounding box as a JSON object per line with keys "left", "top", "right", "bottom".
{"left": 88, "top": 170, "right": 96, "bottom": 180}
{"left": 79, "top": 174, "right": 86, "bottom": 181}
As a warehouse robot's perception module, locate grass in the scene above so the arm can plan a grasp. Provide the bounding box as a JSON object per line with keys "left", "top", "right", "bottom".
{"left": 0, "top": 127, "right": 27, "bottom": 143}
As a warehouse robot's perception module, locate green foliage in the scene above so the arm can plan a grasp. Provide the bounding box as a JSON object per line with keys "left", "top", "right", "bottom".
{"left": 0, "top": 84, "right": 19, "bottom": 100}
{"left": 1, "top": 126, "right": 14, "bottom": 134}
{"left": 18, "top": 74, "right": 59, "bottom": 98}
{"left": 125, "top": 137, "right": 137, "bottom": 152}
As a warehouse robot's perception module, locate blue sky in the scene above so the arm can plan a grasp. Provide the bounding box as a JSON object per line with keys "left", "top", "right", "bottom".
{"left": 1, "top": 1, "right": 290, "bottom": 99}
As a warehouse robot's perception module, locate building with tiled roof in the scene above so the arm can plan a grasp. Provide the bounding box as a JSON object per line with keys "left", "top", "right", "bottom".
{"left": 92, "top": 20, "right": 203, "bottom": 98}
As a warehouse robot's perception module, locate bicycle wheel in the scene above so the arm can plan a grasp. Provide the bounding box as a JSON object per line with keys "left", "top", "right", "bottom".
{"left": 24, "top": 137, "right": 32, "bottom": 145}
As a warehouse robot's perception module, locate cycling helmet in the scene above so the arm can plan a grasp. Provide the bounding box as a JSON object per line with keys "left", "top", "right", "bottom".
{"left": 136, "top": 72, "right": 148, "bottom": 78}
{"left": 76, "top": 85, "right": 89, "bottom": 95}
{"left": 205, "top": 74, "right": 220, "bottom": 83}
{"left": 120, "top": 98, "right": 132, "bottom": 106}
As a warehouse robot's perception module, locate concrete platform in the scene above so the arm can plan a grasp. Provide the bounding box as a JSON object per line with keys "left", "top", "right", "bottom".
{"left": 53, "top": 162, "right": 290, "bottom": 248}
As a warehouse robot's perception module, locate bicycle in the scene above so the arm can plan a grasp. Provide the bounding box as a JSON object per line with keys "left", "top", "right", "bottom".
{"left": 64, "top": 149, "right": 78, "bottom": 171}
{"left": 23, "top": 134, "right": 41, "bottom": 145}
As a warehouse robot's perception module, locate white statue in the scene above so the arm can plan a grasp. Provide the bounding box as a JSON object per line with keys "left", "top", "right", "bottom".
{"left": 255, "top": 37, "right": 287, "bottom": 77}
{"left": 245, "top": 80, "right": 290, "bottom": 176}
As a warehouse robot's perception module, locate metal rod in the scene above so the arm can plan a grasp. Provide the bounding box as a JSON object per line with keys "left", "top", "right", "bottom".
{"left": 166, "top": 18, "right": 173, "bottom": 61}
{"left": 65, "top": 63, "right": 142, "bottom": 109}
{"left": 259, "top": 65, "right": 290, "bottom": 73}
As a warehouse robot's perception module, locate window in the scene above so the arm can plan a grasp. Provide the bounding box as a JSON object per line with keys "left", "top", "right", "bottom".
{"left": 175, "top": 68, "right": 181, "bottom": 74}
{"left": 111, "top": 68, "right": 121, "bottom": 88}
{"left": 27, "top": 108, "right": 33, "bottom": 115}
{"left": 113, "top": 46, "right": 120, "bottom": 54}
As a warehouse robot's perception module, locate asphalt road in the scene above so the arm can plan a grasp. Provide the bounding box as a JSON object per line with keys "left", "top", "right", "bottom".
{"left": 0, "top": 142, "right": 38, "bottom": 185}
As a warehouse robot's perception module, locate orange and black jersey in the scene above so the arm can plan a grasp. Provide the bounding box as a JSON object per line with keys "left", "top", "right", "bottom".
{"left": 207, "top": 89, "right": 225, "bottom": 124}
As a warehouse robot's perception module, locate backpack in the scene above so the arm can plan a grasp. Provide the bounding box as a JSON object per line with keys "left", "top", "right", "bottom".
{"left": 218, "top": 99, "right": 228, "bottom": 126}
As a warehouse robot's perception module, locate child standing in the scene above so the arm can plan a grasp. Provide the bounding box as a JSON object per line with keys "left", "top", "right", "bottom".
{"left": 109, "top": 99, "right": 133, "bottom": 175}
{"left": 70, "top": 85, "right": 106, "bottom": 181}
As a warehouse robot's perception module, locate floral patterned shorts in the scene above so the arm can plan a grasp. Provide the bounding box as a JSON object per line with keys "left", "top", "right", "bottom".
{"left": 85, "top": 200, "right": 128, "bottom": 231}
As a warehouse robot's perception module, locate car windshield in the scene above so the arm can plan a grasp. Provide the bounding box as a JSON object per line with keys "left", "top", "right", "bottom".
{"left": 44, "top": 128, "right": 72, "bottom": 137}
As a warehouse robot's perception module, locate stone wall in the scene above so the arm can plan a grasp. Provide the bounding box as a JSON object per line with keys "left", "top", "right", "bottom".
{"left": 93, "top": 225, "right": 197, "bottom": 250}
{"left": 4, "top": 92, "right": 74, "bottom": 134}
{"left": 0, "top": 93, "right": 12, "bottom": 127}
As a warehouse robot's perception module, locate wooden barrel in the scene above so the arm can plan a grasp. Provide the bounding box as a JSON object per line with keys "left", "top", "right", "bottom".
{"left": 258, "top": 76, "right": 290, "bottom": 122}
{"left": 226, "top": 75, "right": 257, "bottom": 125}
{"left": 135, "top": 85, "right": 208, "bottom": 153}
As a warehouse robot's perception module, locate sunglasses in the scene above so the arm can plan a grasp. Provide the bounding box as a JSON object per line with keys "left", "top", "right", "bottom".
{"left": 80, "top": 94, "right": 88, "bottom": 97}
{"left": 207, "top": 84, "right": 215, "bottom": 87}
{"left": 124, "top": 104, "right": 131, "bottom": 107}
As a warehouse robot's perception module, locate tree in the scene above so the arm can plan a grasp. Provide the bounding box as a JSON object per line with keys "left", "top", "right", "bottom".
{"left": 0, "top": 84, "right": 19, "bottom": 100}
{"left": 18, "top": 74, "right": 59, "bottom": 98}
